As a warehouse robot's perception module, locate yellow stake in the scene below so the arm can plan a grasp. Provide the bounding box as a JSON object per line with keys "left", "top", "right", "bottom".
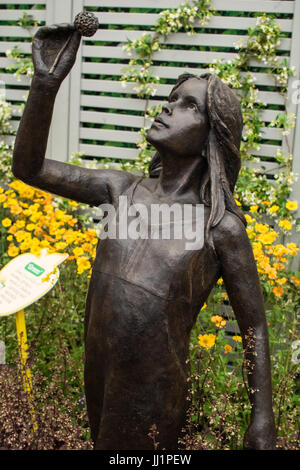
{"left": 15, "top": 309, "right": 37, "bottom": 433}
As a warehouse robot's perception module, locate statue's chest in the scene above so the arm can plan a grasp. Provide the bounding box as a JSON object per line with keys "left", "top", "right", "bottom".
{"left": 93, "top": 199, "right": 217, "bottom": 300}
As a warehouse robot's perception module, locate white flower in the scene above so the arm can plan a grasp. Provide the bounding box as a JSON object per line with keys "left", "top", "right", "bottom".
{"left": 291, "top": 340, "right": 300, "bottom": 365}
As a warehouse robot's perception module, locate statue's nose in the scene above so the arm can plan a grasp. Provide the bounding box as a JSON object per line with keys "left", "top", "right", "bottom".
{"left": 162, "top": 102, "right": 173, "bottom": 115}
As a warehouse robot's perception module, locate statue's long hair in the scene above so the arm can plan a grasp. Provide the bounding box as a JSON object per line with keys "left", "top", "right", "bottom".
{"left": 148, "top": 73, "right": 246, "bottom": 243}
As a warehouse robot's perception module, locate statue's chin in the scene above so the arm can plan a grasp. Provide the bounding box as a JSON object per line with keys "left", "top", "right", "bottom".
{"left": 145, "top": 130, "right": 155, "bottom": 148}
{"left": 146, "top": 126, "right": 161, "bottom": 149}
{"left": 145, "top": 127, "right": 153, "bottom": 142}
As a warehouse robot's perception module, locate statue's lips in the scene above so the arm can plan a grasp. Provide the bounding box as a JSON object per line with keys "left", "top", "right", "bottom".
{"left": 153, "top": 117, "right": 169, "bottom": 127}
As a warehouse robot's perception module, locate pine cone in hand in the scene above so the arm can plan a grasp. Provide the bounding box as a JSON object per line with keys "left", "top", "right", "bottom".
{"left": 74, "top": 11, "right": 99, "bottom": 37}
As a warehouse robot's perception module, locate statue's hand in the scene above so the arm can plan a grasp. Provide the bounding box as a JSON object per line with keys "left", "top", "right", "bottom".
{"left": 243, "top": 413, "right": 277, "bottom": 450}
{"left": 32, "top": 24, "right": 81, "bottom": 88}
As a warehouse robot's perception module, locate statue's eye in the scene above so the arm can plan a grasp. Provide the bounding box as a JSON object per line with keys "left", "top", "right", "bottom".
{"left": 188, "top": 102, "right": 197, "bottom": 111}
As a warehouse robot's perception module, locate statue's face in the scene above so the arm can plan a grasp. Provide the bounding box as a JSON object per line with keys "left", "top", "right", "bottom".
{"left": 146, "top": 78, "right": 209, "bottom": 158}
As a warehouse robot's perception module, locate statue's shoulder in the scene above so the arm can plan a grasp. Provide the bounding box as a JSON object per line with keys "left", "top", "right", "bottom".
{"left": 212, "top": 210, "right": 248, "bottom": 252}
{"left": 101, "top": 169, "right": 141, "bottom": 200}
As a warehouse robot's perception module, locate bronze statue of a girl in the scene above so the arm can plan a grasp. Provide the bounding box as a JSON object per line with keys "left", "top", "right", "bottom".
{"left": 12, "top": 24, "right": 276, "bottom": 450}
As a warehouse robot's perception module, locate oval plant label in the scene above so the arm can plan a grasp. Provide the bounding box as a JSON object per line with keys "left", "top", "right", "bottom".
{"left": 0, "top": 250, "right": 68, "bottom": 317}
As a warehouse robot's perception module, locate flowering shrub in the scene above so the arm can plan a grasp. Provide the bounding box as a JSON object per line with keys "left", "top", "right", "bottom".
{"left": 0, "top": 96, "right": 14, "bottom": 183}
{"left": 0, "top": 350, "right": 92, "bottom": 450}
{"left": 0, "top": 181, "right": 97, "bottom": 276}
{"left": 0, "top": 181, "right": 97, "bottom": 448}
{"left": 182, "top": 285, "right": 299, "bottom": 450}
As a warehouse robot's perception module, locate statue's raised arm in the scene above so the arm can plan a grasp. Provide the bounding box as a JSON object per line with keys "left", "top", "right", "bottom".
{"left": 12, "top": 23, "right": 136, "bottom": 207}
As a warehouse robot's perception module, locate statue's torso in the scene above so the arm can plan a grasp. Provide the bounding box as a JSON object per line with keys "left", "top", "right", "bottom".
{"left": 84, "top": 178, "right": 221, "bottom": 449}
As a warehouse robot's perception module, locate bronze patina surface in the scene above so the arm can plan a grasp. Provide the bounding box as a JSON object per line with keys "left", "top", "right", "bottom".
{"left": 12, "top": 24, "right": 276, "bottom": 450}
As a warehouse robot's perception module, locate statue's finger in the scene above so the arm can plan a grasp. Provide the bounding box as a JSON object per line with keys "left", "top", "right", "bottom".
{"left": 33, "top": 23, "right": 75, "bottom": 40}
{"left": 48, "top": 30, "right": 81, "bottom": 75}
{"left": 51, "top": 23, "right": 76, "bottom": 33}
{"left": 32, "top": 37, "right": 48, "bottom": 72}
{"left": 69, "top": 30, "right": 82, "bottom": 54}
{"left": 33, "top": 25, "right": 58, "bottom": 40}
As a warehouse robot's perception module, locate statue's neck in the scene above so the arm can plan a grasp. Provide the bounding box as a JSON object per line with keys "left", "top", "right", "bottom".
{"left": 154, "top": 152, "right": 207, "bottom": 202}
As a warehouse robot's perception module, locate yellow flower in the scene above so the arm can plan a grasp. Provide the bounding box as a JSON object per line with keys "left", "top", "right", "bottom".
{"left": 9, "top": 203, "right": 22, "bottom": 216}
{"left": 73, "top": 247, "right": 84, "bottom": 257}
{"left": 2, "top": 218, "right": 12, "bottom": 228}
{"left": 76, "top": 257, "right": 91, "bottom": 274}
{"left": 198, "top": 333, "right": 216, "bottom": 350}
{"left": 44, "top": 204, "right": 54, "bottom": 213}
{"left": 9, "top": 180, "right": 35, "bottom": 199}
{"left": 255, "top": 223, "right": 269, "bottom": 234}
{"left": 265, "top": 265, "right": 278, "bottom": 280}
{"left": 278, "top": 219, "right": 292, "bottom": 231}
{"left": 7, "top": 244, "right": 20, "bottom": 258}
{"left": 19, "top": 239, "right": 32, "bottom": 252}
{"left": 217, "top": 278, "right": 223, "bottom": 285}
{"left": 16, "top": 220, "right": 25, "bottom": 229}
{"left": 15, "top": 230, "right": 30, "bottom": 243}
{"left": 30, "top": 211, "right": 42, "bottom": 223}
{"left": 55, "top": 242, "right": 68, "bottom": 251}
{"left": 26, "top": 223, "right": 36, "bottom": 232}
{"left": 30, "top": 245, "right": 42, "bottom": 256}
{"left": 8, "top": 224, "right": 18, "bottom": 235}
{"left": 68, "top": 218, "right": 77, "bottom": 227}
{"left": 276, "top": 277, "right": 287, "bottom": 285}
{"left": 286, "top": 200, "right": 298, "bottom": 211}
{"left": 54, "top": 209, "right": 65, "bottom": 220}
{"left": 246, "top": 228, "right": 255, "bottom": 239}
{"left": 273, "top": 262, "right": 285, "bottom": 271}
{"left": 258, "top": 231, "right": 278, "bottom": 245}
{"left": 82, "top": 242, "right": 93, "bottom": 253}
{"left": 68, "top": 200, "right": 79, "bottom": 207}
{"left": 286, "top": 243, "right": 299, "bottom": 257}
{"left": 0, "top": 194, "right": 7, "bottom": 203}
{"left": 270, "top": 244, "right": 289, "bottom": 258}
{"left": 245, "top": 214, "right": 254, "bottom": 224}
{"left": 201, "top": 302, "right": 207, "bottom": 311}
{"left": 234, "top": 199, "right": 241, "bottom": 206}
{"left": 224, "top": 344, "right": 232, "bottom": 354}
{"left": 291, "top": 276, "right": 300, "bottom": 286}
{"left": 210, "top": 315, "right": 226, "bottom": 328}
{"left": 86, "top": 229, "right": 97, "bottom": 242}
{"left": 269, "top": 205, "right": 279, "bottom": 213}
{"left": 232, "top": 335, "right": 242, "bottom": 342}
{"left": 272, "top": 286, "right": 284, "bottom": 297}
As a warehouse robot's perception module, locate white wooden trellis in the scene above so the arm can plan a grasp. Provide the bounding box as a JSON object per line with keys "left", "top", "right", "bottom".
{"left": 0, "top": 0, "right": 299, "bottom": 197}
